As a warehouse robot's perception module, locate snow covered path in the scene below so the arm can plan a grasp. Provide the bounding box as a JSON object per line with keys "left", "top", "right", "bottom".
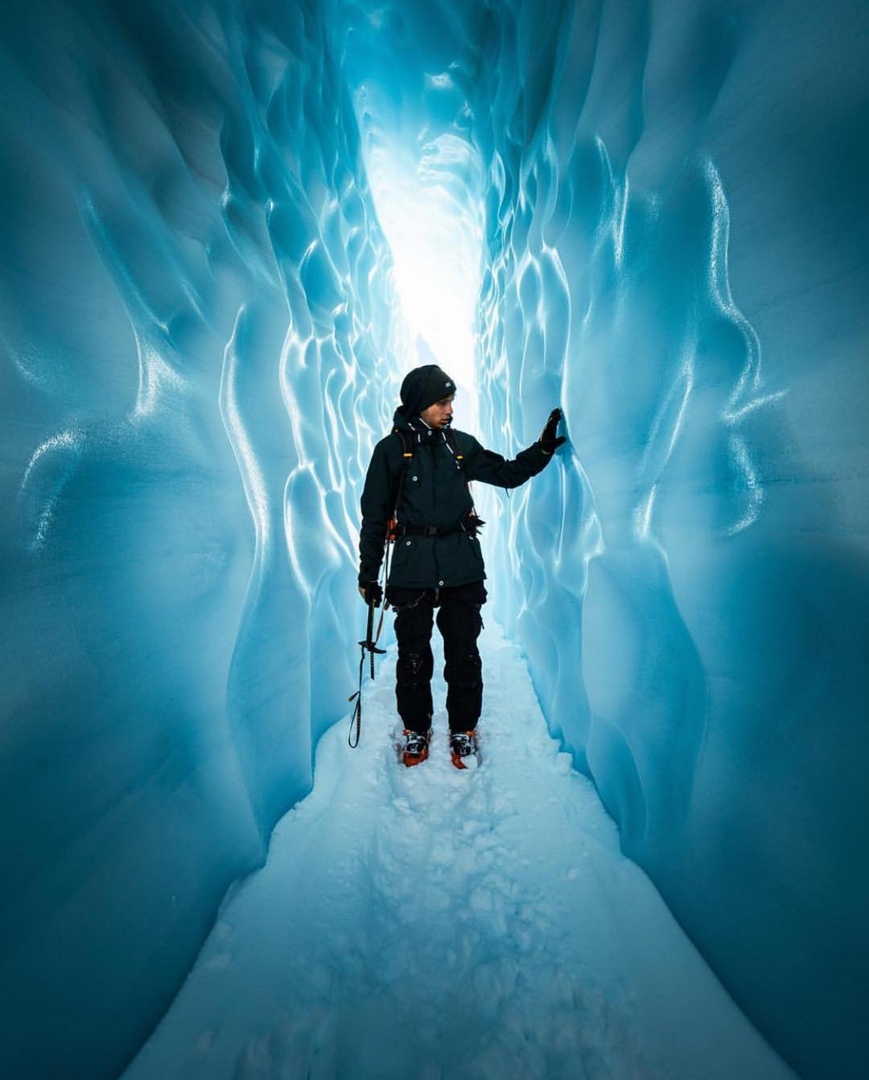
{"left": 124, "top": 626, "right": 794, "bottom": 1080}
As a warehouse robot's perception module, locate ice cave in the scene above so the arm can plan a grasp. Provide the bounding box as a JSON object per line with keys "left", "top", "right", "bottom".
{"left": 1, "top": 1, "right": 867, "bottom": 1078}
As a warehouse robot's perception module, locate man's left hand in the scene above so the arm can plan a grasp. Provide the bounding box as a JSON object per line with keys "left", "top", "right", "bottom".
{"left": 540, "top": 408, "right": 566, "bottom": 454}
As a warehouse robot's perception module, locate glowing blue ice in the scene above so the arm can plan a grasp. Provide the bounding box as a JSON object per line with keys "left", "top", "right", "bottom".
{"left": 1, "top": 2, "right": 866, "bottom": 1079}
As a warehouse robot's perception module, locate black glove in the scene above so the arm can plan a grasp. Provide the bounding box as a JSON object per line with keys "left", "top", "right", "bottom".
{"left": 539, "top": 408, "right": 566, "bottom": 454}
{"left": 358, "top": 580, "right": 383, "bottom": 607}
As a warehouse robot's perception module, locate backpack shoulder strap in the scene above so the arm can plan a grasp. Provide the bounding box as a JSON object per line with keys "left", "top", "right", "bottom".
{"left": 445, "top": 427, "right": 483, "bottom": 532}
{"left": 389, "top": 428, "right": 414, "bottom": 519}
{"left": 394, "top": 427, "right": 414, "bottom": 455}
{"left": 444, "top": 426, "right": 465, "bottom": 472}
{"left": 392, "top": 428, "right": 414, "bottom": 472}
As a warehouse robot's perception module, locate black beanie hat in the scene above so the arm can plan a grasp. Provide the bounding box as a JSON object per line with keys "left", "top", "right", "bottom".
{"left": 399, "top": 364, "right": 456, "bottom": 416}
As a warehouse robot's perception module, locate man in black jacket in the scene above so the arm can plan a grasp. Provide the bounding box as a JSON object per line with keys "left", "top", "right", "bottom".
{"left": 358, "top": 364, "right": 565, "bottom": 768}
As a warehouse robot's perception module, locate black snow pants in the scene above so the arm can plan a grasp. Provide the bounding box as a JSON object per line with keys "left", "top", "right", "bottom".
{"left": 386, "top": 581, "right": 487, "bottom": 734}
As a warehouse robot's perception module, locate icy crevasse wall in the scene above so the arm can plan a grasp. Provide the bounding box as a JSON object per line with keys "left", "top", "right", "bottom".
{"left": 0, "top": 1, "right": 402, "bottom": 1076}
{"left": 474, "top": 2, "right": 869, "bottom": 1078}
{"left": 2, "top": 1, "right": 867, "bottom": 1078}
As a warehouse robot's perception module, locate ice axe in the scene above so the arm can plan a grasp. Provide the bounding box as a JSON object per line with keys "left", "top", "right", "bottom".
{"left": 348, "top": 595, "right": 386, "bottom": 747}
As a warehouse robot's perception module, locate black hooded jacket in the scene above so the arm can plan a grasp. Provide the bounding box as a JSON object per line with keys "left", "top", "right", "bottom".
{"left": 358, "top": 410, "right": 551, "bottom": 590}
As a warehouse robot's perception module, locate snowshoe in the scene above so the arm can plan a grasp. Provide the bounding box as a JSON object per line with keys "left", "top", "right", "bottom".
{"left": 449, "top": 730, "right": 479, "bottom": 770}
{"left": 401, "top": 728, "right": 431, "bottom": 768}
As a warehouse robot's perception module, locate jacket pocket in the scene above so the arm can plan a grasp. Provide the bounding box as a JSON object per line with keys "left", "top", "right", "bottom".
{"left": 390, "top": 537, "right": 415, "bottom": 572}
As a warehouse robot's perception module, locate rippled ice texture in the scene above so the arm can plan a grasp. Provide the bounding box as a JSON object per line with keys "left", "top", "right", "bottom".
{"left": 1, "top": 1, "right": 406, "bottom": 1076}
{"left": 467, "top": 4, "right": 868, "bottom": 1079}
{"left": 1, "top": 2, "right": 867, "bottom": 1080}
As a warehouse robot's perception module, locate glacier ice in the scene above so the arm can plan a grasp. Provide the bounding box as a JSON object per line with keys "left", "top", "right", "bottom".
{"left": 1, "top": 1, "right": 867, "bottom": 1079}
{"left": 1, "top": 1, "right": 403, "bottom": 1075}
{"left": 468, "top": 6, "right": 869, "bottom": 1080}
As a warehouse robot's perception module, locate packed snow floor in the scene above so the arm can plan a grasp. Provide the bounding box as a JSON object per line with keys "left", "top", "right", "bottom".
{"left": 123, "top": 624, "right": 794, "bottom": 1080}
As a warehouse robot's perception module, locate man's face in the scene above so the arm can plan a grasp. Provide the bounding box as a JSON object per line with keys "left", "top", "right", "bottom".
{"left": 419, "top": 395, "right": 454, "bottom": 429}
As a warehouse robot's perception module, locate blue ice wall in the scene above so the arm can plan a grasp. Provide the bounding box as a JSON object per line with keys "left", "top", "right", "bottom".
{"left": 1, "top": 2, "right": 867, "bottom": 1079}
{"left": 0, "top": 1, "right": 404, "bottom": 1076}
{"left": 471, "top": 2, "right": 869, "bottom": 1078}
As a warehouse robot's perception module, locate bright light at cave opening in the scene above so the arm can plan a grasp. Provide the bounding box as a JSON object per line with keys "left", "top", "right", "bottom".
{"left": 365, "top": 135, "right": 484, "bottom": 418}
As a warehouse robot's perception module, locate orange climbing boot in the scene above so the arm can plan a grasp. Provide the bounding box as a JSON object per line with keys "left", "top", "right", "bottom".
{"left": 449, "top": 730, "right": 479, "bottom": 770}
{"left": 402, "top": 729, "right": 430, "bottom": 767}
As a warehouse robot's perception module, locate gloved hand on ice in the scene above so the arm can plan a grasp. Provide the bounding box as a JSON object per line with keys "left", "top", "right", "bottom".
{"left": 539, "top": 408, "right": 566, "bottom": 454}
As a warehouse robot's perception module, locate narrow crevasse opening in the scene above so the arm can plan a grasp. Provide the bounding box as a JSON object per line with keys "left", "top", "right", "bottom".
{"left": 1, "top": 2, "right": 867, "bottom": 1080}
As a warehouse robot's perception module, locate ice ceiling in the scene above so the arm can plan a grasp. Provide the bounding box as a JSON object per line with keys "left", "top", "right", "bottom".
{"left": 0, "top": 2, "right": 867, "bottom": 1079}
